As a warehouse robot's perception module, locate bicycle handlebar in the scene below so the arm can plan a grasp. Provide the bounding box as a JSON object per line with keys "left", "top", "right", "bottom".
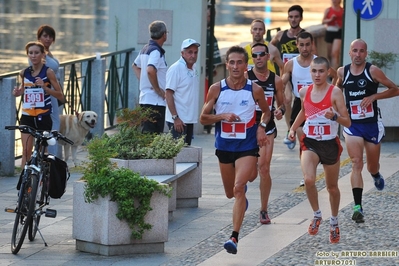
{"left": 5, "top": 125, "right": 74, "bottom": 145}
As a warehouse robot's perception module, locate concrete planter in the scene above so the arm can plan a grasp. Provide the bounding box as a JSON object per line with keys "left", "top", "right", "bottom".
{"left": 110, "top": 158, "right": 176, "bottom": 175}
{"left": 72, "top": 180, "right": 169, "bottom": 255}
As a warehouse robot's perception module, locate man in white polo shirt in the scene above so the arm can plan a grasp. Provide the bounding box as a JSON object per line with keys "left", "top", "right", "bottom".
{"left": 165, "top": 39, "right": 200, "bottom": 145}
{"left": 132, "top": 20, "right": 168, "bottom": 133}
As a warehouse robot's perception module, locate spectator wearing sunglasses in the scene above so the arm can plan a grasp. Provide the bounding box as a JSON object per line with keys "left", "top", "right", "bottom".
{"left": 245, "top": 43, "right": 284, "bottom": 225}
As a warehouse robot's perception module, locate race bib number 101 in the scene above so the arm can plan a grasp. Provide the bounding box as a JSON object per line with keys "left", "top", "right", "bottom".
{"left": 221, "top": 121, "right": 246, "bottom": 139}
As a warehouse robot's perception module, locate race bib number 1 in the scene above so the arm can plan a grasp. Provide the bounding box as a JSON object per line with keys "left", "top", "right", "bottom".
{"left": 23, "top": 88, "right": 45, "bottom": 108}
{"left": 221, "top": 121, "right": 246, "bottom": 139}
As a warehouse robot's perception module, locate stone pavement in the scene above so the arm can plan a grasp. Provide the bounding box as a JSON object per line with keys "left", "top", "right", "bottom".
{"left": 0, "top": 119, "right": 398, "bottom": 266}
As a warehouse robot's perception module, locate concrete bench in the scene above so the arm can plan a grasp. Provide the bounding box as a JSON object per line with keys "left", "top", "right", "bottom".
{"left": 146, "top": 162, "right": 197, "bottom": 220}
{"left": 145, "top": 146, "right": 202, "bottom": 219}
{"left": 147, "top": 162, "right": 198, "bottom": 184}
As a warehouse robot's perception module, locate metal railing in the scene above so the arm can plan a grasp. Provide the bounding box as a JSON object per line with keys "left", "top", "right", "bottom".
{"left": 0, "top": 48, "right": 136, "bottom": 159}
{"left": 61, "top": 47, "right": 135, "bottom": 126}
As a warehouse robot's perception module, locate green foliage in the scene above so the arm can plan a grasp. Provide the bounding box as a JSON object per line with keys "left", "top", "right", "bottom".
{"left": 81, "top": 106, "right": 182, "bottom": 239}
{"left": 135, "top": 133, "right": 185, "bottom": 159}
{"left": 82, "top": 136, "right": 117, "bottom": 182}
{"left": 369, "top": 51, "right": 398, "bottom": 70}
{"left": 82, "top": 137, "right": 171, "bottom": 239}
{"left": 104, "top": 107, "right": 185, "bottom": 160}
{"left": 116, "top": 106, "right": 155, "bottom": 131}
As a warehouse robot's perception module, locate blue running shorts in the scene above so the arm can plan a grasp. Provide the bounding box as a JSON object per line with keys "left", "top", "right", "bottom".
{"left": 343, "top": 121, "right": 385, "bottom": 144}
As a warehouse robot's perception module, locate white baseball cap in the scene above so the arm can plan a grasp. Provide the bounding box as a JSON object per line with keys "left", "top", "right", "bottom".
{"left": 181, "top": 38, "right": 200, "bottom": 51}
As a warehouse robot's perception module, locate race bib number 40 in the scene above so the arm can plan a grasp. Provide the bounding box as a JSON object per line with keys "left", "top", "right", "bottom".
{"left": 307, "top": 121, "right": 331, "bottom": 140}
{"left": 23, "top": 88, "right": 45, "bottom": 108}
{"left": 221, "top": 121, "right": 246, "bottom": 139}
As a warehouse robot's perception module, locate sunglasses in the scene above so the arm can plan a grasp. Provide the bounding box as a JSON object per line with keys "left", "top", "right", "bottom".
{"left": 252, "top": 52, "right": 268, "bottom": 58}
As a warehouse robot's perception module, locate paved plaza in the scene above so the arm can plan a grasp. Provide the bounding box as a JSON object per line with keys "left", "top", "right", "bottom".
{"left": 1, "top": 119, "right": 398, "bottom": 265}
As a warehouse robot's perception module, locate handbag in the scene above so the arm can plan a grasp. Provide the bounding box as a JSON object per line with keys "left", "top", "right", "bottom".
{"left": 46, "top": 154, "right": 70, "bottom": 199}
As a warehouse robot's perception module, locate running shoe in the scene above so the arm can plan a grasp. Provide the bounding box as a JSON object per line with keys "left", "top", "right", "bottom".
{"left": 287, "top": 139, "right": 296, "bottom": 150}
{"left": 283, "top": 132, "right": 296, "bottom": 149}
{"left": 260, "top": 211, "right": 271, "bottom": 224}
{"left": 224, "top": 237, "right": 238, "bottom": 254}
{"left": 373, "top": 174, "right": 385, "bottom": 190}
{"left": 299, "top": 179, "right": 305, "bottom": 187}
{"left": 283, "top": 136, "right": 291, "bottom": 144}
{"left": 308, "top": 217, "right": 322, "bottom": 235}
{"left": 329, "top": 225, "right": 340, "bottom": 244}
{"left": 352, "top": 205, "right": 364, "bottom": 223}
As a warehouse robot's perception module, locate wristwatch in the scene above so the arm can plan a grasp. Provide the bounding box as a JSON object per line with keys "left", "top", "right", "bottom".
{"left": 172, "top": 115, "right": 179, "bottom": 120}
{"left": 259, "top": 122, "right": 267, "bottom": 128}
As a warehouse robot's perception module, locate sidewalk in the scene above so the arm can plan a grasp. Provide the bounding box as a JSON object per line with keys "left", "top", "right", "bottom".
{"left": 1, "top": 119, "right": 398, "bottom": 266}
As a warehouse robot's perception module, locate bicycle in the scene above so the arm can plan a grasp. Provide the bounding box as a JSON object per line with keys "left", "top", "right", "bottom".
{"left": 4, "top": 125, "right": 73, "bottom": 254}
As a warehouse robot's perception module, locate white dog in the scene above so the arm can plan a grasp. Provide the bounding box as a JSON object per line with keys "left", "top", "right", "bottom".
{"left": 58, "top": 111, "right": 98, "bottom": 167}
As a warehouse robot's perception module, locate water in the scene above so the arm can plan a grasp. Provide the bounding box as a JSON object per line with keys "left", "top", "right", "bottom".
{"left": 0, "top": 0, "right": 330, "bottom": 74}
{"left": 0, "top": 0, "right": 108, "bottom": 74}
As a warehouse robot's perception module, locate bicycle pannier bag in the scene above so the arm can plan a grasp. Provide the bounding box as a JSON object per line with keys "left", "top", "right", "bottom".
{"left": 47, "top": 155, "right": 70, "bottom": 199}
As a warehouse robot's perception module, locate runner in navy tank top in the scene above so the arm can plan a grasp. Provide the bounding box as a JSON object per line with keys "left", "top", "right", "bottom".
{"left": 200, "top": 46, "right": 271, "bottom": 255}
{"left": 336, "top": 39, "right": 399, "bottom": 223}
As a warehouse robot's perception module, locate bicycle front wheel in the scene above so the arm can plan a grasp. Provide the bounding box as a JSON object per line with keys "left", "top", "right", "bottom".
{"left": 28, "top": 172, "right": 47, "bottom": 241}
{"left": 11, "top": 173, "right": 38, "bottom": 254}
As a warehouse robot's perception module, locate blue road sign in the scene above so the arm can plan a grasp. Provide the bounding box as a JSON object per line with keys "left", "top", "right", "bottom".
{"left": 353, "top": 0, "right": 383, "bottom": 20}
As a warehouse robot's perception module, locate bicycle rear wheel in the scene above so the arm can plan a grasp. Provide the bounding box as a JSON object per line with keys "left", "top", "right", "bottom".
{"left": 11, "top": 173, "right": 38, "bottom": 254}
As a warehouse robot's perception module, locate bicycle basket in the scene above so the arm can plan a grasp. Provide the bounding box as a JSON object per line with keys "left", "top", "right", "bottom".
{"left": 46, "top": 155, "right": 70, "bottom": 199}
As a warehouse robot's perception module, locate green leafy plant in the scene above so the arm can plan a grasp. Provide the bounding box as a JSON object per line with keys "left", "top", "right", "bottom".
{"left": 135, "top": 133, "right": 185, "bottom": 159}
{"left": 82, "top": 137, "right": 171, "bottom": 239}
{"left": 103, "top": 107, "right": 185, "bottom": 160}
{"left": 368, "top": 51, "right": 398, "bottom": 70}
{"left": 81, "top": 106, "right": 184, "bottom": 239}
